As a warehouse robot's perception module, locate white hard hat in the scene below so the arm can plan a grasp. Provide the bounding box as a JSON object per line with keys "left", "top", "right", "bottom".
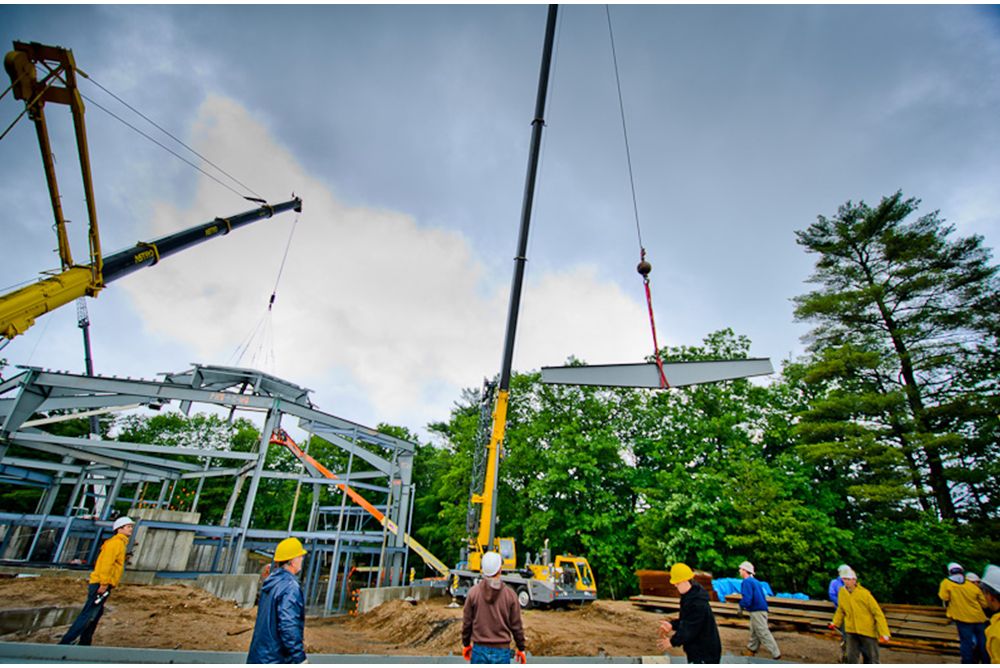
{"left": 481, "top": 551, "right": 503, "bottom": 577}
{"left": 739, "top": 561, "right": 755, "bottom": 575}
{"left": 112, "top": 516, "right": 135, "bottom": 531}
{"left": 947, "top": 562, "right": 964, "bottom": 574}
{"left": 966, "top": 572, "right": 981, "bottom": 583}
{"left": 837, "top": 564, "right": 852, "bottom": 576}
{"left": 981, "top": 565, "right": 1000, "bottom": 596}
{"left": 841, "top": 567, "right": 857, "bottom": 580}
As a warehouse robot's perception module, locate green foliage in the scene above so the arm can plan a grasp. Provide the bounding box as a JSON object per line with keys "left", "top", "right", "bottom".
{"left": 793, "top": 191, "right": 1000, "bottom": 520}
{"left": 853, "top": 513, "right": 979, "bottom": 605}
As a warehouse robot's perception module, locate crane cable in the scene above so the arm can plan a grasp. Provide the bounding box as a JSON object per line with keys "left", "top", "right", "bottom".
{"left": 606, "top": 5, "right": 668, "bottom": 388}
{"left": 229, "top": 209, "right": 300, "bottom": 370}
{"left": 80, "top": 73, "right": 268, "bottom": 203}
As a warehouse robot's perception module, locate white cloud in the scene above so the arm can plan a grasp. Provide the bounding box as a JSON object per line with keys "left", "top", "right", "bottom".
{"left": 121, "top": 95, "right": 651, "bottom": 432}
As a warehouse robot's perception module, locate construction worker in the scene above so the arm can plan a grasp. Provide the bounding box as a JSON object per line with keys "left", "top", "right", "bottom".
{"left": 461, "top": 551, "right": 527, "bottom": 664}
{"left": 737, "top": 561, "right": 781, "bottom": 660}
{"left": 830, "top": 568, "right": 890, "bottom": 664}
{"left": 979, "top": 565, "right": 1000, "bottom": 663}
{"left": 829, "top": 564, "right": 853, "bottom": 660}
{"left": 59, "top": 516, "right": 135, "bottom": 645}
{"left": 939, "top": 562, "right": 989, "bottom": 664}
{"left": 656, "top": 563, "right": 721, "bottom": 664}
{"left": 248, "top": 537, "right": 308, "bottom": 664}
{"left": 829, "top": 564, "right": 852, "bottom": 605}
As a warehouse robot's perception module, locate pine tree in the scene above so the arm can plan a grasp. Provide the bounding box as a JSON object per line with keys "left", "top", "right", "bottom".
{"left": 793, "top": 192, "right": 999, "bottom": 520}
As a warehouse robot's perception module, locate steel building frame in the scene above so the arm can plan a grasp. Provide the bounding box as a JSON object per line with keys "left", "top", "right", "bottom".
{"left": 0, "top": 363, "right": 416, "bottom": 613}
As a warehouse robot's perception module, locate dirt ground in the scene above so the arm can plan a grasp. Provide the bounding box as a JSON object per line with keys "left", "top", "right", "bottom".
{"left": 0, "top": 577, "right": 955, "bottom": 662}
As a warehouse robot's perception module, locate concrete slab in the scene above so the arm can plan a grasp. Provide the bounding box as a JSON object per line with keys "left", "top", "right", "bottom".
{"left": 195, "top": 574, "right": 259, "bottom": 608}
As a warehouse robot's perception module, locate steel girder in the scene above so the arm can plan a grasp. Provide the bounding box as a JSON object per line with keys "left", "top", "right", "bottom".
{"left": 540, "top": 358, "right": 775, "bottom": 388}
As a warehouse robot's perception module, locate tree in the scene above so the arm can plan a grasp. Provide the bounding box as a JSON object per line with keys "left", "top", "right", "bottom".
{"left": 793, "top": 192, "right": 1000, "bottom": 520}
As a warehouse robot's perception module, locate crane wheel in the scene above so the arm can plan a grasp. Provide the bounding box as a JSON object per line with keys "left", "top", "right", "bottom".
{"left": 516, "top": 586, "right": 532, "bottom": 610}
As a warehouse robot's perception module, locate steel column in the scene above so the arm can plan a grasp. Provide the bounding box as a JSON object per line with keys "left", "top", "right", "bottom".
{"left": 230, "top": 404, "right": 280, "bottom": 573}
{"left": 100, "top": 467, "right": 125, "bottom": 520}
{"left": 191, "top": 459, "right": 210, "bottom": 512}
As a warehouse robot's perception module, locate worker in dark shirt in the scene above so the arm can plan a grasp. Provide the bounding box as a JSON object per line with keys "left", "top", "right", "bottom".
{"left": 657, "top": 563, "right": 722, "bottom": 664}
{"left": 461, "top": 551, "right": 527, "bottom": 664}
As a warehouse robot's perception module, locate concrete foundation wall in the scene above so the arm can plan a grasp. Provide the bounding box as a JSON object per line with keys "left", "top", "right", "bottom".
{"left": 186, "top": 543, "right": 252, "bottom": 574}
{"left": 129, "top": 508, "right": 201, "bottom": 572}
{"left": 356, "top": 585, "right": 447, "bottom": 614}
{"left": 195, "top": 574, "right": 260, "bottom": 608}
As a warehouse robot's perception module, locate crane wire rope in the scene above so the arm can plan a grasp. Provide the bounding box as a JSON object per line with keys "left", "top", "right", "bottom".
{"left": 81, "top": 74, "right": 267, "bottom": 202}
{"left": 605, "top": 5, "right": 668, "bottom": 387}
{"left": 3, "top": 63, "right": 264, "bottom": 205}
{"left": 80, "top": 91, "right": 258, "bottom": 204}
{"left": 0, "top": 69, "right": 59, "bottom": 142}
{"left": 228, "top": 209, "right": 300, "bottom": 370}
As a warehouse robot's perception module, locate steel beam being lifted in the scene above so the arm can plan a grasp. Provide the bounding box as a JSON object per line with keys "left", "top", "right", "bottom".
{"left": 541, "top": 358, "right": 775, "bottom": 389}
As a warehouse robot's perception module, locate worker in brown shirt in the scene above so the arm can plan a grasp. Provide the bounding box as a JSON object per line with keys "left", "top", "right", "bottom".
{"left": 461, "top": 551, "right": 527, "bottom": 664}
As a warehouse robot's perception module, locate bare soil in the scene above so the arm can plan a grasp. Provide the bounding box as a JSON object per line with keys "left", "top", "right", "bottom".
{"left": 0, "top": 577, "right": 955, "bottom": 662}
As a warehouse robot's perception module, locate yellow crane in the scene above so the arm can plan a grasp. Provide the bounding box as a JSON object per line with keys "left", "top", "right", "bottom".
{"left": 1, "top": 41, "right": 301, "bottom": 341}
{"left": 447, "top": 6, "right": 598, "bottom": 610}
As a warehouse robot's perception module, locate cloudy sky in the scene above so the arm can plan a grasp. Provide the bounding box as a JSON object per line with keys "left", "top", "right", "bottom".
{"left": 2, "top": 5, "right": 999, "bottom": 439}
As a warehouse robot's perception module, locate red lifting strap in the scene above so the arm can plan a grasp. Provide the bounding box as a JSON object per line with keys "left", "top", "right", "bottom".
{"left": 639, "top": 249, "right": 669, "bottom": 389}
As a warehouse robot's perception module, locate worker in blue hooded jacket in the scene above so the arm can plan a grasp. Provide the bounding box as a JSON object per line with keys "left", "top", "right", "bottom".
{"left": 248, "top": 537, "right": 308, "bottom": 664}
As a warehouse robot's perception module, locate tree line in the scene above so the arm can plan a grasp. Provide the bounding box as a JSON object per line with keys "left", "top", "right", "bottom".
{"left": 2, "top": 191, "right": 996, "bottom": 605}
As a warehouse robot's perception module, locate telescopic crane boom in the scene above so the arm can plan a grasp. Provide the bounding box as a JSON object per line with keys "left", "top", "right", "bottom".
{"left": 449, "top": 5, "right": 597, "bottom": 610}
{"left": 1, "top": 41, "right": 302, "bottom": 341}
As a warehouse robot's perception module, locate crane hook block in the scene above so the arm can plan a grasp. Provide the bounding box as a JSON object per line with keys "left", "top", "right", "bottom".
{"left": 637, "top": 260, "right": 652, "bottom": 277}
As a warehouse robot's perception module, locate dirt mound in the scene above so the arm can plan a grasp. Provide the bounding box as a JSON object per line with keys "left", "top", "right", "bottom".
{"left": 0, "top": 576, "right": 256, "bottom": 651}
{"left": 341, "top": 598, "right": 464, "bottom": 654}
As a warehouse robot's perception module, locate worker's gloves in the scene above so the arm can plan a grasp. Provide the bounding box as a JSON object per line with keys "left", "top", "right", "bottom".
{"left": 878, "top": 636, "right": 890, "bottom": 644}
{"left": 827, "top": 623, "right": 836, "bottom": 631}
{"left": 462, "top": 645, "right": 473, "bottom": 661}
{"left": 515, "top": 649, "right": 527, "bottom": 664}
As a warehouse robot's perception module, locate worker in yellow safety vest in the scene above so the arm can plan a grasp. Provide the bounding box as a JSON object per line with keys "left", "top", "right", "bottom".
{"left": 979, "top": 565, "right": 1000, "bottom": 664}
{"left": 60, "top": 516, "right": 135, "bottom": 645}
{"left": 939, "top": 562, "right": 989, "bottom": 663}
{"left": 831, "top": 567, "right": 890, "bottom": 664}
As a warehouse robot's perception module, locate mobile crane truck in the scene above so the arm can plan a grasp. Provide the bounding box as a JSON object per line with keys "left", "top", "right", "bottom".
{"left": 445, "top": 5, "right": 597, "bottom": 610}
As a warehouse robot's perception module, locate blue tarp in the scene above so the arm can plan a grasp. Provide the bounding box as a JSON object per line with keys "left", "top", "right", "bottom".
{"left": 713, "top": 577, "right": 775, "bottom": 599}
{"left": 713, "top": 577, "right": 809, "bottom": 601}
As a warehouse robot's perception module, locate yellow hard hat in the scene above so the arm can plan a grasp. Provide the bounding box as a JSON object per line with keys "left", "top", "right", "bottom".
{"left": 670, "top": 562, "right": 695, "bottom": 585}
{"left": 274, "top": 537, "right": 307, "bottom": 562}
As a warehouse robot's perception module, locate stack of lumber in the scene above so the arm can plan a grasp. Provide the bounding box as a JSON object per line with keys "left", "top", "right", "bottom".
{"left": 629, "top": 593, "right": 959, "bottom": 656}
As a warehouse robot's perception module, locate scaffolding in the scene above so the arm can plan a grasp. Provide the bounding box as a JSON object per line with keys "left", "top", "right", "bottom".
{"left": 0, "top": 363, "right": 417, "bottom": 613}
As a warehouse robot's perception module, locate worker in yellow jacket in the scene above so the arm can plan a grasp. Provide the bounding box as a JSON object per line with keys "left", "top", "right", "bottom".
{"left": 59, "top": 516, "right": 134, "bottom": 645}
{"left": 939, "top": 562, "right": 989, "bottom": 663}
{"left": 979, "top": 565, "right": 1000, "bottom": 663}
{"left": 831, "top": 568, "right": 890, "bottom": 664}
